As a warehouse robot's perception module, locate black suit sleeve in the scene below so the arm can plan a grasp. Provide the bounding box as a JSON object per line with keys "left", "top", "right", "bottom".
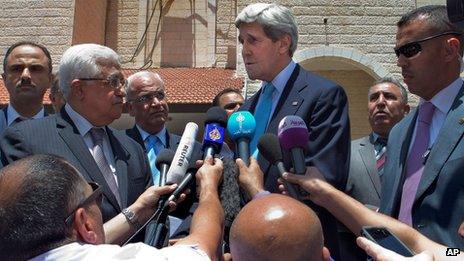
{"left": 305, "top": 84, "right": 350, "bottom": 190}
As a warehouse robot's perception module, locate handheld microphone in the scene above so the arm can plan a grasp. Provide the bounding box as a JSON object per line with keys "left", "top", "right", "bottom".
{"left": 202, "top": 106, "right": 227, "bottom": 159}
{"left": 227, "top": 111, "right": 256, "bottom": 165}
{"left": 166, "top": 122, "right": 199, "bottom": 185}
{"left": 258, "top": 133, "right": 299, "bottom": 199}
{"left": 155, "top": 149, "right": 175, "bottom": 186}
{"left": 163, "top": 154, "right": 201, "bottom": 209}
{"left": 278, "top": 116, "right": 309, "bottom": 175}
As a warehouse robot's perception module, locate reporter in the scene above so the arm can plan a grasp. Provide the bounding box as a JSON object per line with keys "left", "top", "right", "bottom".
{"left": 281, "top": 168, "right": 463, "bottom": 260}
{"left": 0, "top": 155, "right": 224, "bottom": 261}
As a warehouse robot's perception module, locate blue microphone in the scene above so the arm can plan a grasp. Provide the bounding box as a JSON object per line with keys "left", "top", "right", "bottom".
{"left": 202, "top": 106, "right": 228, "bottom": 159}
{"left": 227, "top": 111, "right": 256, "bottom": 165}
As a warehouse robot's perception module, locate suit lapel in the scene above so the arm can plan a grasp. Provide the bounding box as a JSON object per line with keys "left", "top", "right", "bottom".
{"left": 415, "top": 85, "right": 464, "bottom": 202}
{"left": 358, "top": 135, "right": 381, "bottom": 197}
{"left": 107, "top": 127, "right": 130, "bottom": 208}
{"left": 57, "top": 110, "right": 121, "bottom": 211}
{"left": 267, "top": 65, "right": 303, "bottom": 134}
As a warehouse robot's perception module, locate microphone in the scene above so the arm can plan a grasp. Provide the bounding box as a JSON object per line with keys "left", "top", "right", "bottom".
{"left": 166, "top": 122, "right": 199, "bottom": 185}
{"left": 278, "top": 116, "right": 309, "bottom": 175}
{"left": 163, "top": 154, "right": 202, "bottom": 209}
{"left": 257, "top": 133, "right": 300, "bottom": 199}
{"left": 155, "top": 149, "right": 175, "bottom": 186}
{"left": 227, "top": 111, "right": 256, "bottom": 165}
{"left": 202, "top": 106, "right": 227, "bottom": 159}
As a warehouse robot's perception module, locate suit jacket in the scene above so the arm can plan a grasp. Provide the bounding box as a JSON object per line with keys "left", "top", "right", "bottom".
{"left": 0, "top": 109, "right": 153, "bottom": 225}
{"left": 380, "top": 84, "right": 464, "bottom": 248}
{"left": 346, "top": 134, "right": 381, "bottom": 207}
{"left": 339, "top": 134, "right": 382, "bottom": 261}
{"left": 240, "top": 64, "right": 350, "bottom": 259}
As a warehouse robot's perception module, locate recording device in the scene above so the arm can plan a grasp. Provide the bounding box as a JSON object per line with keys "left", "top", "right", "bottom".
{"left": 162, "top": 156, "right": 200, "bottom": 209}
{"left": 257, "top": 133, "right": 300, "bottom": 199}
{"left": 447, "top": 0, "right": 464, "bottom": 28}
{"left": 202, "top": 106, "right": 228, "bottom": 159}
{"left": 361, "top": 226, "right": 415, "bottom": 257}
{"left": 166, "top": 122, "right": 198, "bottom": 185}
{"left": 278, "top": 116, "right": 309, "bottom": 175}
{"left": 155, "top": 149, "right": 175, "bottom": 186}
{"left": 227, "top": 111, "right": 256, "bottom": 165}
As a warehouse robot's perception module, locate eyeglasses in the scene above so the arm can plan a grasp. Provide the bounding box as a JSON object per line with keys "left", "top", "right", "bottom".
{"left": 223, "top": 102, "right": 243, "bottom": 110}
{"left": 131, "top": 91, "right": 165, "bottom": 104}
{"left": 394, "top": 31, "right": 462, "bottom": 58}
{"left": 78, "top": 74, "right": 126, "bottom": 90}
{"left": 65, "top": 182, "right": 103, "bottom": 225}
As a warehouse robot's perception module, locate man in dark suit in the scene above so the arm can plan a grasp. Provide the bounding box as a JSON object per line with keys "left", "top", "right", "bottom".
{"left": 341, "top": 77, "right": 410, "bottom": 260}
{"left": 380, "top": 5, "right": 464, "bottom": 248}
{"left": 0, "top": 43, "right": 152, "bottom": 243}
{"left": 125, "top": 71, "right": 202, "bottom": 238}
{"left": 0, "top": 41, "right": 52, "bottom": 133}
{"left": 235, "top": 3, "right": 350, "bottom": 259}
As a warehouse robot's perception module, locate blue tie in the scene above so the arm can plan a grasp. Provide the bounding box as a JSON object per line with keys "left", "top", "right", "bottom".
{"left": 251, "top": 83, "right": 274, "bottom": 156}
{"left": 147, "top": 135, "right": 162, "bottom": 185}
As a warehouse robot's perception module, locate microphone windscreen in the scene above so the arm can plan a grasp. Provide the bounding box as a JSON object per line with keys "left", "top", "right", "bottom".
{"left": 155, "top": 149, "right": 175, "bottom": 170}
{"left": 277, "top": 115, "right": 309, "bottom": 151}
{"left": 257, "top": 133, "right": 283, "bottom": 164}
{"left": 166, "top": 122, "right": 199, "bottom": 184}
{"left": 227, "top": 111, "right": 256, "bottom": 141}
{"left": 205, "top": 106, "right": 228, "bottom": 127}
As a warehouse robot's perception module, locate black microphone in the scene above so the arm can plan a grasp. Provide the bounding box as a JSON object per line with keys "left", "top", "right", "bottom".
{"left": 163, "top": 153, "right": 202, "bottom": 209}
{"left": 155, "top": 149, "right": 175, "bottom": 187}
{"left": 202, "top": 106, "right": 227, "bottom": 159}
{"left": 258, "top": 133, "right": 300, "bottom": 199}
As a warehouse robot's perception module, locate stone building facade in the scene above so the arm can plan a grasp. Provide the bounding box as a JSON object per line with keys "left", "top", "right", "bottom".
{"left": 0, "top": 0, "right": 447, "bottom": 138}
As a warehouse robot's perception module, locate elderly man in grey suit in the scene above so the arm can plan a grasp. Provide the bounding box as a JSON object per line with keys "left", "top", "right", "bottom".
{"left": 340, "top": 77, "right": 410, "bottom": 260}
{"left": 0, "top": 43, "right": 152, "bottom": 243}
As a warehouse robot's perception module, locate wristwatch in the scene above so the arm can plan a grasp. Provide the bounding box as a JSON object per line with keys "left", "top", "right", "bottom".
{"left": 122, "top": 208, "right": 140, "bottom": 228}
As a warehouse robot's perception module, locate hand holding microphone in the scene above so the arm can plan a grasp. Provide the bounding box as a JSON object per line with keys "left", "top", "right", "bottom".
{"left": 257, "top": 133, "right": 300, "bottom": 199}
{"left": 227, "top": 111, "right": 256, "bottom": 165}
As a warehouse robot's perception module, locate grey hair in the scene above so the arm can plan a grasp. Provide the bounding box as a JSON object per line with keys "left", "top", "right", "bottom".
{"left": 58, "top": 44, "right": 120, "bottom": 99}
{"left": 235, "top": 3, "right": 298, "bottom": 56}
{"left": 370, "top": 77, "right": 409, "bottom": 104}
{"left": 125, "top": 71, "right": 164, "bottom": 100}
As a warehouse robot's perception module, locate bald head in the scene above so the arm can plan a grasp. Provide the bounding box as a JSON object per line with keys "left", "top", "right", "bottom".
{"left": 230, "top": 194, "right": 325, "bottom": 261}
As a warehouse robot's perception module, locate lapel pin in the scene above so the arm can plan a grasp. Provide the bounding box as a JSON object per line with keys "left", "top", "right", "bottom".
{"left": 292, "top": 101, "right": 298, "bottom": 106}
{"left": 460, "top": 118, "right": 464, "bottom": 125}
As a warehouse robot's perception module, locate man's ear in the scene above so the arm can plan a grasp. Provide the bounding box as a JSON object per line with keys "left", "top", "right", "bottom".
{"left": 322, "top": 246, "right": 331, "bottom": 261}
{"left": 70, "top": 79, "right": 85, "bottom": 101}
{"left": 278, "top": 34, "right": 292, "bottom": 55}
{"left": 403, "top": 104, "right": 410, "bottom": 115}
{"left": 444, "top": 37, "right": 461, "bottom": 62}
{"left": 73, "top": 208, "right": 99, "bottom": 244}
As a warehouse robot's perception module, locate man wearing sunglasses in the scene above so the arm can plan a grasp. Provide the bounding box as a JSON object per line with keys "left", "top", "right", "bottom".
{"left": 0, "top": 154, "right": 224, "bottom": 260}
{"left": 0, "top": 44, "right": 153, "bottom": 243}
{"left": 379, "top": 5, "right": 464, "bottom": 249}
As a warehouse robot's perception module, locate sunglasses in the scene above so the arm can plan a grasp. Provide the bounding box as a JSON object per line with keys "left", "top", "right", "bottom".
{"left": 78, "top": 74, "right": 126, "bottom": 90}
{"left": 223, "top": 102, "right": 243, "bottom": 110}
{"left": 65, "top": 182, "right": 103, "bottom": 225}
{"left": 394, "top": 31, "right": 462, "bottom": 58}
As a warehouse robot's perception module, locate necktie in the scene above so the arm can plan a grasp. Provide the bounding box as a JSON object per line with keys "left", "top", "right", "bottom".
{"left": 375, "top": 137, "right": 387, "bottom": 176}
{"left": 11, "top": 117, "right": 26, "bottom": 125}
{"left": 398, "top": 102, "right": 435, "bottom": 225}
{"left": 147, "top": 135, "right": 162, "bottom": 185}
{"left": 250, "top": 83, "right": 274, "bottom": 156}
{"left": 89, "top": 128, "right": 121, "bottom": 207}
